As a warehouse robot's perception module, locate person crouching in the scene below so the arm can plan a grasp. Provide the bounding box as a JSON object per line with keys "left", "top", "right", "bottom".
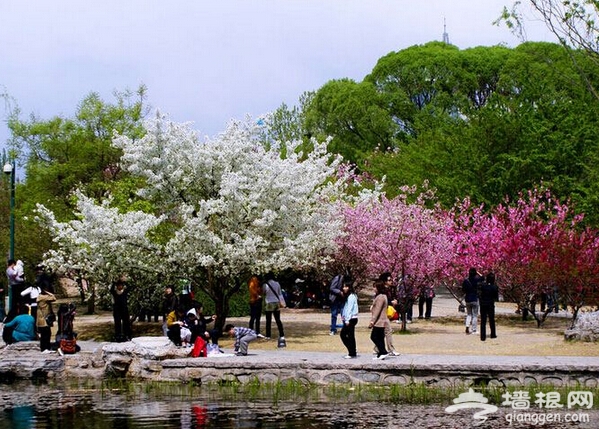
{"left": 224, "top": 324, "right": 257, "bottom": 356}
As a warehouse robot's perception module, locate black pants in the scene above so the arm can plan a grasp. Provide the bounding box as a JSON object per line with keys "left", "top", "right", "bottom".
{"left": 249, "top": 299, "right": 262, "bottom": 335}
{"left": 113, "top": 309, "right": 132, "bottom": 341}
{"left": 399, "top": 299, "right": 413, "bottom": 322}
{"left": 265, "top": 310, "right": 284, "bottom": 338}
{"left": 418, "top": 296, "right": 433, "bottom": 318}
{"left": 480, "top": 303, "right": 496, "bottom": 341}
{"left": 39, "top": 326, "right": 52, "bottom": 352}
{"left": 370, "top": 326, "right": 387, "bottom": 357}
{"left": 168, "top": 324, "right": 182, "bottom": 346}
{"left": 340, "top": 318, "right": 358, "bottom": 357}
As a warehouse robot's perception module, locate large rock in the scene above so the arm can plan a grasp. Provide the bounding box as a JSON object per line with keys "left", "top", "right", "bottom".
{"left": 564, "top": 311, "right": 599, "bottom": 341}
{"left": 102, "top": 336, "right": 189, "bottom": 377}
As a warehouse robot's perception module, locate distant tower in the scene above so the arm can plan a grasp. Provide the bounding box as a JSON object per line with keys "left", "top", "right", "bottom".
{"left": 442, "top": 18, "right": 450, "bottom": 44}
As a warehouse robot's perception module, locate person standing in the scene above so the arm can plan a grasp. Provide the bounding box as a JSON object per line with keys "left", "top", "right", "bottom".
{"left": 340, "top": 279, "right": 359, "bottom": 358}
{"left": 262, "top": 274, "right": 286, "bottom": 342}
{"left": 20, "top": 283, "right": 41, "bottom": 332}
{"left": 161, "top": 286, "right": 178, "bottom": 335}
{"left": 462, "top": 268, "right": 482, "bottom": 335}
{"left": 328, "top": 273, "right": 345, "bottom": 335}
{"left": 369, "top": 280, "right": 389, "bottom": 360}
{"left": 0, "top": 280, "right": 5, "bottom": 322}
{"left": 111, "top": 279, "right": 132, "bottom": 342}
{"left": 379, "top": 272, "right": 400, "bottom": 356}
{"left": 418, "top": 284, "right": 435, "bottom": 319}
{"left": 479, "top": 272, "right": 499, "bottom": 341}
{"left": 6, "top": 259, "right": 25, "bottom": 314}
{"left": 248, "top": 275, "right": 264, "bottom": 338}
{"left": 36, "top": 285, "right": 56, "bottom": 353}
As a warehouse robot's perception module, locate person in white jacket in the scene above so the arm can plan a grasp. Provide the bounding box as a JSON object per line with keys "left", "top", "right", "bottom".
{"left": 340, "top": 279, "right": 359, "bottom": 359}
{"left": 21, "top": 284, "right": 41, "bottom": 330}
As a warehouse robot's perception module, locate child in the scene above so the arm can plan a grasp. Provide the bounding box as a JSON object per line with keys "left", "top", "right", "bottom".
{"left": 224, "top": 324, "right": 257, "bottom": 356}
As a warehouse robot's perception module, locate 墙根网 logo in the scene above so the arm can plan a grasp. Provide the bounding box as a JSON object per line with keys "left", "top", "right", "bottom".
{"left": 445, "top": 388, "right": 498, "bottom": 424}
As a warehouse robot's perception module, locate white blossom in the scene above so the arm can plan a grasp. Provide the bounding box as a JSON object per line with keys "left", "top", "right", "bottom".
{"left": 37, "top": 114, "right": 346, "bottom": 290}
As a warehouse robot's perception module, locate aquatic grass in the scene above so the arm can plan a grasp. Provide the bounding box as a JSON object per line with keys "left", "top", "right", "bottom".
{"left": 80, "top": 379, "right": 599, "bottom": 409}
{"left": 323, "top": 382, "right": 464, "bottom": 404}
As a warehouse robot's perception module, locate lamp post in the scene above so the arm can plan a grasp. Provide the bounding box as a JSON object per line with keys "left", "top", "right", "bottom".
{"left": 3, "top": 159, "right": 15, "bottom": 312}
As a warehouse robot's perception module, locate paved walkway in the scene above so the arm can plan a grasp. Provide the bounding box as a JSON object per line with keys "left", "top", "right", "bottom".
{"left": 1, "top": 291, "right": 595, "bottom": 386}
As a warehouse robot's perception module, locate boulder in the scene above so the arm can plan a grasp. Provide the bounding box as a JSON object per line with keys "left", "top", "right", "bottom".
{"left": 564, "top": 311, "right": 599, "bottom": 341}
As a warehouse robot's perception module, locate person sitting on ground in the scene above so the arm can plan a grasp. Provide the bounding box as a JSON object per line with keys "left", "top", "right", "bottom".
{"left": 224, "top": 324, "right": 257, "bottom": 356}
{"left": 3, "top": 303, "right": 36, "bottom": 344}
{"left": 166, "top": 305, "right": 187, "bottom": 346}
{"left": 189, "top": 302, "right": 219, "bottom": 345}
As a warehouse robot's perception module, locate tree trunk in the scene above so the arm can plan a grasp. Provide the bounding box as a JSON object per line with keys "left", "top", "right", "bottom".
{"left": 86, "top": 281, "right": 95, "bottom": 315}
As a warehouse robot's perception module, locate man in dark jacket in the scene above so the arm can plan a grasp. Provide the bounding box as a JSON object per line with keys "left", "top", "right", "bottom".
{"left": 462, "top": 268, "right": 482, "bottom": 335}
{"left": 479, "top": 272, "right": 499, "bottom": 341}
{"left": 111, "top": 279, "right": 131, "bottom": 342}
{"left": 328, "top": 274, "right": 344, "bottom": 335}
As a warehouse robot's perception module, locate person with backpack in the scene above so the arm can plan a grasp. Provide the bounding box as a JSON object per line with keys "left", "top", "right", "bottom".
{"left": 479, "top": 272, "right": 499, "bottom": 341}
{"left": 462, "top": 267, "right": 483, "bottom": 335}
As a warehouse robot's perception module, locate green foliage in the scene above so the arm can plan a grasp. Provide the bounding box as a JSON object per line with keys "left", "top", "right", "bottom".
{"left": 193, "top": 287, "right": 248, "bottom": 318}
{"left": 303, "top": 78, "right": 400, "bottom": 165}
{"left": 306, "top": 41, "right": 599, "bottom": 226}
{"left": 6, "top": 86, "right": 149, "bottom": 278}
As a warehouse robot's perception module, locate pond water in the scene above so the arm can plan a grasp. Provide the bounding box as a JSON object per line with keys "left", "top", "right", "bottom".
{"left": 1, "top": 381, "right": 598, "bottom": 429}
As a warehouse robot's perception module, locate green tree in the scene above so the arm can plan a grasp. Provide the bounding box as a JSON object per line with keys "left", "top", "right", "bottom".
{"left": 363, "top": 42, "right": 599, "bottom": 225}
{"left": 6, "top": 86, "right": 148, "bottom": 290}
{"left": 498, "top": 1, "right": 599, "bottom": 99}
{"left": 303, "top": 78, "right": 399, "bottom": 166}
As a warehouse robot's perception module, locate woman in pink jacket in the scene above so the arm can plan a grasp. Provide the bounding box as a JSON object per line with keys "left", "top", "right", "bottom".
{"left": 368, "top": 280, "right": 389, "bottom": 360}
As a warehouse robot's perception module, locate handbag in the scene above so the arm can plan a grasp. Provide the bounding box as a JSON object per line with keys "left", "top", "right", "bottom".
{"left": 45, "top": 310, "right": 56, "bottom": 327}
{"left": 458, "top": 303, "right": 466, "bottom": 313}
{"left": 265, "top": 281, "right": 286, "bottom": 309}
{"left": 60, "top": 338, "right": 77, "bottom": 354}
{"left": 191, "top": 337, "right": 208, "bottom": 358}
{"left": 386, "top": 305, "right": 398, "bottom": 320}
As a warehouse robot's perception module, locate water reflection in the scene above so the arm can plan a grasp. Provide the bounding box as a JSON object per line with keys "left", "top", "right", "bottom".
{"left": 1, "top": 381, "right": 598, "bottom": 429}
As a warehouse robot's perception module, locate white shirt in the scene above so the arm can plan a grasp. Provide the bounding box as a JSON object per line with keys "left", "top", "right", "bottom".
{"left": 21, "top": 286, "right": 41, "bottom": 306}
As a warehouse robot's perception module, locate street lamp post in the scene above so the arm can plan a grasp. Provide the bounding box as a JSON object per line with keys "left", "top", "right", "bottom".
{"left": 3, "top": 160, "right": 15, "bottom": 312}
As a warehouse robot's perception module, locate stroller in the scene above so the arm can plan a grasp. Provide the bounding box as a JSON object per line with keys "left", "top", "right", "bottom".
{"left": 56, "top": 303, "right": 79, "bottom": 354}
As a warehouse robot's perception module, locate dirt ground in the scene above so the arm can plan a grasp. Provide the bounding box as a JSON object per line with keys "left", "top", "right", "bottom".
{"left": 73, "top": 294, "right": 598, "bottom": 357}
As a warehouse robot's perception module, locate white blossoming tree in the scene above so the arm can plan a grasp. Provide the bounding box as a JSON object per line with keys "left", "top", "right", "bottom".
{"left": 36, "top": 114, "right": 345, "bottom": 329}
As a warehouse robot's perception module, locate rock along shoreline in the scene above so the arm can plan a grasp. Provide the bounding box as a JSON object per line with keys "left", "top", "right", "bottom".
{"left": 0, "top": 337, "right": 597, "bottom": 388}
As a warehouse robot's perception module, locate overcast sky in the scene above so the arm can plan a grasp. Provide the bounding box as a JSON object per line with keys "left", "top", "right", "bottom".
{"left": 0, "top": 1, "right": 554, "bottom": 148}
